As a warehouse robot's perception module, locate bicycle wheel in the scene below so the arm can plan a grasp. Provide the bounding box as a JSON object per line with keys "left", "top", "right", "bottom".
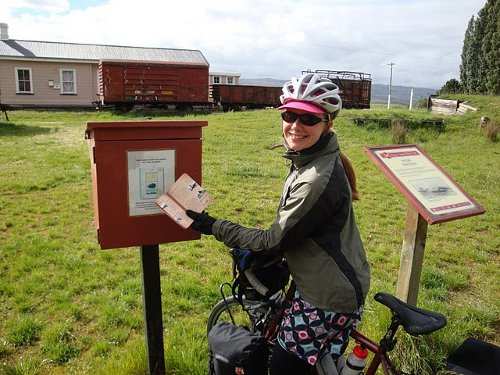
{"left": 207, "top": 295, "right": 270, "bottom": 335}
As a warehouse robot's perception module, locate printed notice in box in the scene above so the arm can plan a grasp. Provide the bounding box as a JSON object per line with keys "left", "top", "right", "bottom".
{"left": 127, "top": 150, "right": 175, "bottom": 216}
{"left": 364, "top": 145, "right": 484, "bottom": 224}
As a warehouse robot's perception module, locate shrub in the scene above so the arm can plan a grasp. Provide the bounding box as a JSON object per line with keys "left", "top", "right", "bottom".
{"left": 417, "top": 97, "right": 429, "bottom": 109}
{"left": 439, "top": 79, "right": 463, "bottom": 94}
{"left": 390, "top": 119, "right": 408, "bottom": 144}
{"left": 484, "top": 121, "right": 499, "bottom": 142}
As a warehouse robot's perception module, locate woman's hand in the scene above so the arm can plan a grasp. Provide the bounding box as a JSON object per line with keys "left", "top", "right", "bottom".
{"left": 186, "top": 210, "right": 216, "bottom": 235}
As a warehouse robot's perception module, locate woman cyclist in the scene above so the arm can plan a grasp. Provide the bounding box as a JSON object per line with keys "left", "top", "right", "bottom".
{"left": 187, "top": 73, "right": 370, "bottom": 374}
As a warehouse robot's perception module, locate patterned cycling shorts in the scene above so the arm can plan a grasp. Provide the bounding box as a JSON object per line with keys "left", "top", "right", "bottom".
{"left": 277, "top": 290, "right": 363, "bottom": 366}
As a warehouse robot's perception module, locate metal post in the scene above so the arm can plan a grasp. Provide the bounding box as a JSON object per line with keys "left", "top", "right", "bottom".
{"left": 409, "top": 88, "right": 414, "bottom": 111}
{"left": 387, "top": 62, "right": 395, "bottom": 109}
{"left": 141, "top": 244, "right": 166, "bottom": 375}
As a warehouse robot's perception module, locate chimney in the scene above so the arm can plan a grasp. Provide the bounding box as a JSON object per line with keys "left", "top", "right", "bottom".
{"left": 0, "top": 23, "right": 9, "bottom": 40}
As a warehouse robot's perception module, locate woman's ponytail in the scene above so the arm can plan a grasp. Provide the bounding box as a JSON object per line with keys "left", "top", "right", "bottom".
{"left": 339, "top": 152, "right": 359, "bottom": 200}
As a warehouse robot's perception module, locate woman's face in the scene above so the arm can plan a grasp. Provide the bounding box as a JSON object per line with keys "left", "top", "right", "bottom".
{"left": 282, "top": 109, "right": 330, "bottom": 151}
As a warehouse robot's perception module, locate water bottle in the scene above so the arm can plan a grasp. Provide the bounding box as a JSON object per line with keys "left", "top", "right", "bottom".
{"left": 338, "top": 345, "right": 368, "bottom": 375}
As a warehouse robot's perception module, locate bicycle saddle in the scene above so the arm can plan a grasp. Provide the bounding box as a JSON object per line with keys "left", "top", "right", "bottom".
{"left": 374, "top": 292, "right": 447, "bottom": 335}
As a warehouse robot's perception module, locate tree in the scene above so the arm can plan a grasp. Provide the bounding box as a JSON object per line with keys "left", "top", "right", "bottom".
{"left": 482, "top": 0, "right": 500, "bottom": 93}
{"left": 460, "top": 17, "right": 475, "bottom": 92}
{"left": 459, "top": 0, "right": 500, "bottom": 94}
{"left": 440, "top": 79, "right": 462, "bottom": 94}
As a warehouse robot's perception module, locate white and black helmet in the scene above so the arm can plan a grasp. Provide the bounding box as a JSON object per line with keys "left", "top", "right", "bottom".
{"left": 280, "top": 73, "right": 342, "bottom": 118}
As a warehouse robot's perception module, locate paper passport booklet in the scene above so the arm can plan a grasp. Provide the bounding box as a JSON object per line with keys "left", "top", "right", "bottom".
{"left": 155, "top": 173, "right": 212, "bottom": 229}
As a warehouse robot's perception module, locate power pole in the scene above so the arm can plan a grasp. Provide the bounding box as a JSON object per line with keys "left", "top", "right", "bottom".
{"left": 387, "top": 62, "right": 395, "bottom": 109}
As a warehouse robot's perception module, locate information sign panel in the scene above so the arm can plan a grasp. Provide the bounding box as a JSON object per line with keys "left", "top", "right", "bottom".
{"left": 364, "top": 144, "right": 485, "bottom": 224}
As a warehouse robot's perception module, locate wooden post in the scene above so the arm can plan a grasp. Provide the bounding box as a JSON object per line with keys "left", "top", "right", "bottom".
{"left": 396, "top": 204, "right": 428, "bottom": 305}
{"left": 141, "top": 245, "right": 166, "bottom": 375}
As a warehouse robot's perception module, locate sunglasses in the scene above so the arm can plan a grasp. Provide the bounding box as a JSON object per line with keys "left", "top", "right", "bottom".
{"left": 281, "top": 111, "right": 328, "bottom": 126}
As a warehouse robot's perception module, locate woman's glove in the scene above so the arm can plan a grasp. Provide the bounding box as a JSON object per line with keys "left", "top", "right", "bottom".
{"left": 186, "top": 210, "right": 216, "bottom": 235}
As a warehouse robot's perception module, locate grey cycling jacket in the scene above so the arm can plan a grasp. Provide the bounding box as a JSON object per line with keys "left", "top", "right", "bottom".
{"left": 212, "top": 131, "right": 370, "bottom": 313}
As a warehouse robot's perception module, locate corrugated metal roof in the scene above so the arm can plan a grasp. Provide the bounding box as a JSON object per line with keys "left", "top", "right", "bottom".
{"left": 0, "top": 39, "right": 209, "bottom": 65}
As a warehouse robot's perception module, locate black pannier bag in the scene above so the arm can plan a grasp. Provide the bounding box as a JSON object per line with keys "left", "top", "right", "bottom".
{"left": 208, "top": 322, "right": 269, "bottom": 375}
{"left": 446, "top": 337, "right": 500, "bottom": 375}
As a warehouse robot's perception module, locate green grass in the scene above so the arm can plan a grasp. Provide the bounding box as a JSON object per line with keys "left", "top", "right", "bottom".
{"left": 0, "top": 97, "right": 498, "bottom": 374}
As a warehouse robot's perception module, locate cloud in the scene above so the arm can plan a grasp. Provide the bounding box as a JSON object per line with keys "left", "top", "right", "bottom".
{"left": 4, "top": 0, "right": 70, "bottom": 15}
{"left": 2, "top": 0, "right": 487, "bottom": 88}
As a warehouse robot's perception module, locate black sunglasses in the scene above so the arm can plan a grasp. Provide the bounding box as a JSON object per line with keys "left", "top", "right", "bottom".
{"left": 281, "top": 111, "right": 328, "bottom": 126}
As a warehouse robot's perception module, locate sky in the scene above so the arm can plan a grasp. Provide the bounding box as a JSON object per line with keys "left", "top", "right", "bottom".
{"left": 2, "top": 0, "right": 488, "bottom": 89}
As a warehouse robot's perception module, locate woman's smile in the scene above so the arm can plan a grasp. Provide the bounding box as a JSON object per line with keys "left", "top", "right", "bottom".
{"left": 282, "top": 110, "right": 329, "bottom": 151}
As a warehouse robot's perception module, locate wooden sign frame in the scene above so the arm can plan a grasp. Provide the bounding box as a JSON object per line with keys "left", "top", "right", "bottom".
{"left": 364, "top": 144, "right": 485, "bottom": 224}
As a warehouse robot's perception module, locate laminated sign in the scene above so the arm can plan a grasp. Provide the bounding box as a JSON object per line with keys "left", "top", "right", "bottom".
{"left": 364, "top": 144, "right": 485, "bottom": 224}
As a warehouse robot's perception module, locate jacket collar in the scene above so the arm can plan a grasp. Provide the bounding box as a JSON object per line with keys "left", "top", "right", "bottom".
{"left": 283, "top": 131, "right": 340, "bottom": 168}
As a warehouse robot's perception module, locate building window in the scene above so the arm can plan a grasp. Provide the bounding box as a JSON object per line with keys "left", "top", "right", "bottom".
{"left": 227, "top": 77, "right": 234, "bottom": 85}
{"left": 96, "top": 71, "right": 100, "bottom": 95}
{"left": 60, "top": 69, "right": 77, "bottom": 94}
{"left": 213, "top": 76, "right": 220, "bottom": 84}
{"left": 15, "top": 68, "right": 33, "bottom": 94}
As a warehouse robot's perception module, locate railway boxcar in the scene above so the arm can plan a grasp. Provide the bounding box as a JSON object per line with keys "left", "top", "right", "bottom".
{"left": 210, "top": 84, "right": 282, "bottom": 111}
{"left": 99, "top": 60, "right": 210, "bottom": 111}
{"left": 302, "top": 69, "right": 372, "bottom": 109}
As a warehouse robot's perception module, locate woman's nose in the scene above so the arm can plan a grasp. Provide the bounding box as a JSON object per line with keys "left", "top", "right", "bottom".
{"left": 290, "top": 119, "right": 303, "bottom": 128}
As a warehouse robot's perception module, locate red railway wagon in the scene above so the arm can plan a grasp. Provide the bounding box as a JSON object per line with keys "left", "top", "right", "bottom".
{"left": 210, "top": 84, "right": 282, "bottom": 111}
{"left": 99, "top": 60, "right": 210, "bottom": 111}
{"left": 302, "top": 69, "right": 372, "bottom": 109}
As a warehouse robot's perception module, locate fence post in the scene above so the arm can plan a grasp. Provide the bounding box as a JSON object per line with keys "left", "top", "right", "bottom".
{"left": 396, "top": 204, "right": 428, "bottom": 305}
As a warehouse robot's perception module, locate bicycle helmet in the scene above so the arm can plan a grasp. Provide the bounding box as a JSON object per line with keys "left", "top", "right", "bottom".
{"left": 279, "top": 73, "right": 342, "bottom": 118}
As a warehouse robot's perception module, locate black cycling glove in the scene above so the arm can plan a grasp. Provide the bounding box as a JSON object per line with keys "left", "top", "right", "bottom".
{"left": 186, "top": 210, "right": 216, "bottom": 235}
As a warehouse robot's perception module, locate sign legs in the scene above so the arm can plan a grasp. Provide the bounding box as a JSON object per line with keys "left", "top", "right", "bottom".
{"left": 141, "top": 244, "right": 166, "bottom": 375}
{"left": 396, "top": 204, "right": 428, "bottom": 305}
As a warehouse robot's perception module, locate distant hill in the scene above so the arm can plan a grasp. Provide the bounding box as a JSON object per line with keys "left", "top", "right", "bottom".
{"left": 239, "top": 78, "right": 438, "bottom": 106}
{"left": 371, "top": 84, "right": 438, "bottom": 106}
{"left": 239, "top": 78, "right": 286, "bottom": 87}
